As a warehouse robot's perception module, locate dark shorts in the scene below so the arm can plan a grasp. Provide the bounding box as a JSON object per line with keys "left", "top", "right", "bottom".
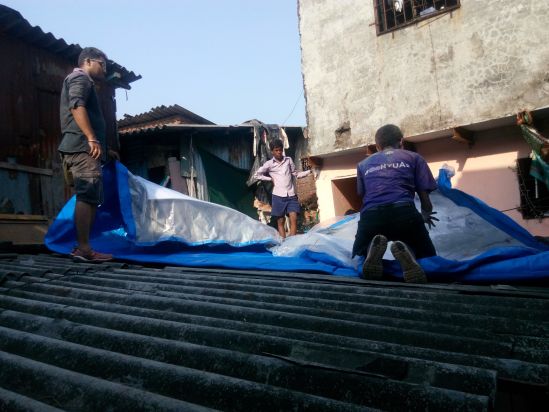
{"left": 271, "top": 195, "right": 300, "bottom": 217}
{"left": 352, "top": 203, "right": 436, "bottom": 259}
{"left": 61, "top": 152, "right": 103, "bottom": 205}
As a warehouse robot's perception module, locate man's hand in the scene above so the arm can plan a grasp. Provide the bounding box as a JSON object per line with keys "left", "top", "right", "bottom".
{"left": 108, "top": 149, "right": 120, "bottom": 161}
{"left": 421, "top": 210, "right": 439, "bottom": 229}
{"left": 87, "top": 140, "right": 101, "bottom": 160}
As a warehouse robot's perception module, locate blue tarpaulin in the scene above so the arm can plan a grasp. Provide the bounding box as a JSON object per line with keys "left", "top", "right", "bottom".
{"left": 46, "top": 161, "right": 549, "bottom": 283}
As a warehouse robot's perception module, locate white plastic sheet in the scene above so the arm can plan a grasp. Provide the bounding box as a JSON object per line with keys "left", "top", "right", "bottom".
{"left": 126, "top": 166, "right": 523, "bottom": 269}
{"left": 128, "top": 173, "right": 281, "bottom": 246}
{"left": 271, "top": 189, "right": 523, "bottom": 269}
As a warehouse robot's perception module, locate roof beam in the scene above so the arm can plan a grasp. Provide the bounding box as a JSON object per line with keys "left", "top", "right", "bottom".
{"left": 452, "top": 127, "right": 475, "bottom": 147}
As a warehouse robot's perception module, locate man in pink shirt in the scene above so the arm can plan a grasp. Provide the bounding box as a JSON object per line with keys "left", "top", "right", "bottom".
{"left": 254, "top": 139, "right": 311, "bottom": 238}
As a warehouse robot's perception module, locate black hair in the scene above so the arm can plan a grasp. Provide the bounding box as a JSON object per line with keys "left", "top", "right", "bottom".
{"left": 78, "top": 47, "right": 108, "bottom": 67}
{"left": 375, "top": 124, "right": 403, "bottom": 149}
{"left": 269, "top": 139, "right": 284, "bottom": 151}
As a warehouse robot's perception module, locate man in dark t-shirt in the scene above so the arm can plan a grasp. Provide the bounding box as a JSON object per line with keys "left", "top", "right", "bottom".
{"left": 58, "top": 47, "right": 119, "bottom": 262}
{"left": 353, "top": 124, "right": 438, "bottom": 283}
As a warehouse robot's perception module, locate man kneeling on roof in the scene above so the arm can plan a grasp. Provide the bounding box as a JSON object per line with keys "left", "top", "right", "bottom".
{"left": 352, "top": 124, "right": 439, "bottom": 283}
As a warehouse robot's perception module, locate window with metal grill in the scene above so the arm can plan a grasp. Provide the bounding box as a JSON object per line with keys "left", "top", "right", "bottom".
{"left": 374, "top": 0, "right": 460, "bottom": 35}
{"left": 516, "top": 157, "right": 549, "bottom": 219}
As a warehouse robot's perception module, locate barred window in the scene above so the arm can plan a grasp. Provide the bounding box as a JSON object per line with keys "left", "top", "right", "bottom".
{"left": 374, "top": 0, "right": 460, "bottom": 35}
{"left": 516, "top": 157, "right": 549, "bottom": 220}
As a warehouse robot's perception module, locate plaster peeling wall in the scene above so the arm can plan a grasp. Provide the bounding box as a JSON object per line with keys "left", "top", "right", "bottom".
{"left": 299, "top": 0, "right": 549, "bottom": 156}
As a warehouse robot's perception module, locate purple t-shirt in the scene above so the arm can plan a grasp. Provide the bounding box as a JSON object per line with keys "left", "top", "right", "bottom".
{"left": 357, "top": 148, "right": 436, "bottom": 212}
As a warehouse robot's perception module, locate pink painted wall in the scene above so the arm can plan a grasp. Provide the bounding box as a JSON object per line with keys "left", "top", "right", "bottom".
{"left": 315, "top": 123, "right": 549, "bottom": 237}
{"left": 315, "top": 151, "right": 366, "bottom": 218}
{"left": 416, "top": 125, "right": 549, "bottom": 237}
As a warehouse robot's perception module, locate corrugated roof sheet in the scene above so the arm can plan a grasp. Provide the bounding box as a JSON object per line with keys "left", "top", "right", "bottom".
{"left": 118, "top": 104, "right": 215, "bottom": 129}
{"left": 119, "top": 123, "right": 256, "bottom": 137}
{"left": 0, "top": 253, "right": 548, "bottom": 411}
{"left": 0, "top": 5, "right": 141, "bottom": 89}
{"left": 118, "top": 123, "right": 306, "bottom": 138}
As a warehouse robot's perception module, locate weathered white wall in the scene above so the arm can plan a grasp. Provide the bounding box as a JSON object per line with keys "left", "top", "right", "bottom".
{"left": 299, "top": 0, "right": 549, "bottom": 156}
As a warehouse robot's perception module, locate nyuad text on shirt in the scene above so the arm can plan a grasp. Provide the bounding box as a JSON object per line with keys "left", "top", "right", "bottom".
{"left": 364, "top": 162, "right": 411, "bottom": 176}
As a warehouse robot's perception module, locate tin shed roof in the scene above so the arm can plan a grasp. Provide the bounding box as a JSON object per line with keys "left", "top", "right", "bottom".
{"left": 0, "top": 5, "right": 141, "bottom": 89}
{"left": 119, "top": 123, "right": 257, "bottom": 138}
{"left": 0, "top": 253, "right": 548, "bottom": 410}
{"left": 119, "top": 123, "right": 305, "bottom": 139}
{"left": 118, "top": 105, "right": 216, "bottom": 130}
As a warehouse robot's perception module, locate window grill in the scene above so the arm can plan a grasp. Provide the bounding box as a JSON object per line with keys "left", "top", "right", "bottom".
{"left": 374, "top": 0, "right": 460, "bottom": 35}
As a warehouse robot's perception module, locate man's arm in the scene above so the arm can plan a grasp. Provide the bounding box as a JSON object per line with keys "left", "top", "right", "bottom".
{"left": 356, "top": 166, "right": 365, "bottom": 198}
{"left": 418, "top": 191, "right": 438, "bottom": 229}
{"left": 295, "top": 169, "right": 312, "bottom": 179}
{"left": 67, "top": 74, "right": 102, "bottom": 160}
{"left": 71, "top": 106, "right": 102, "bottom": 160}
{"left": 289, "top": 158, "right": 312, "bottom": 179}
{"left": 253, "top": 162, "right": 272, "bottom": 181}
{"left": 414, "top": 155, "right": 438, "bottom": 228}
{"left": 293, "top": 169, "right": 313, "bottom": 179}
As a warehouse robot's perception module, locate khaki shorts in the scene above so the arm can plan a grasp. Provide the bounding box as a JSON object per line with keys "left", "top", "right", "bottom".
{"left": 61, "top": 152, "right": 103, "bottom": 205}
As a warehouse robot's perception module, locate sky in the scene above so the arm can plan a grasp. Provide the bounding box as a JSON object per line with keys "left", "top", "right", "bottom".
{"left": 3, "top": 0, "right": 306, "bottom": 125}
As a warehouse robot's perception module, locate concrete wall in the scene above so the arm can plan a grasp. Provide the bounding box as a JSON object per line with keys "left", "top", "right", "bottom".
{"left": 299, "top": 0, "right": 549, "bottom": 156}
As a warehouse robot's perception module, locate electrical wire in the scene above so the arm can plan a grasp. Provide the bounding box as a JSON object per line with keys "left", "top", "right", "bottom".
{"left": 281, "top": 89, "right": 304, "bottom": 126}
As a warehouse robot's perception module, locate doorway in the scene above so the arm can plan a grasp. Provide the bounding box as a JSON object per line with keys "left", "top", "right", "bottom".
{"left": 331, "top": 176, "right": 362, "bottom": 216}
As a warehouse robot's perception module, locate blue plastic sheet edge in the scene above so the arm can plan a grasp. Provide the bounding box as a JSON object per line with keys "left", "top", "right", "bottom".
{"left": 383, "top": 169, "right": 549, "bottom": 282}
{"left": 45, "top": 162, "right": 549, "bottom": 283}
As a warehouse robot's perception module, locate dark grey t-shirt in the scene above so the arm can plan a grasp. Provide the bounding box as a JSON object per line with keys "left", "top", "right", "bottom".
{"left": 58, "top": 68, "right": 106, "bottom": 161}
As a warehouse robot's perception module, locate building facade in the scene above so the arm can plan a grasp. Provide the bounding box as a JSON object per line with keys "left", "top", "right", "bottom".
{"left": 298, "top": 0, "right": 549, "bottom": 235}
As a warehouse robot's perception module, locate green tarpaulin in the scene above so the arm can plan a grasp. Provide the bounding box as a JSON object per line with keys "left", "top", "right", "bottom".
{"left": 198, "top": 147, "right": 257, "bottom": 219}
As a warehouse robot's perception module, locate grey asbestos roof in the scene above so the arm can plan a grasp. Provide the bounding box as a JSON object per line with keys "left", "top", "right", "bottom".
{"left": 0, "top": 253, "right": 548, "bottom": 411}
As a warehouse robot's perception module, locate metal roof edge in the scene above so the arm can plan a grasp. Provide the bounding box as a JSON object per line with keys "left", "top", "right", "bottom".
{"left": 0, "top": 4, "right": 141, "bottom": 89}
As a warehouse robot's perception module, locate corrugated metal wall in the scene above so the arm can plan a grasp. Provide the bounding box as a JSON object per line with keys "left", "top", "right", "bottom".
{"left": 0, "top": 35, "right": 118, "bottom": 219}
{"left": 121, "top": 130, "right": 256, "bottom": 181}
{"left": 195, "top": 131, "right": 254, "bottom": 171}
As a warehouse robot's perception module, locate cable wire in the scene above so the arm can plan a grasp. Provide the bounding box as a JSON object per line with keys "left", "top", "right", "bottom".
{"left": 281, "top": 88, "right": 304, "bottom": 126}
